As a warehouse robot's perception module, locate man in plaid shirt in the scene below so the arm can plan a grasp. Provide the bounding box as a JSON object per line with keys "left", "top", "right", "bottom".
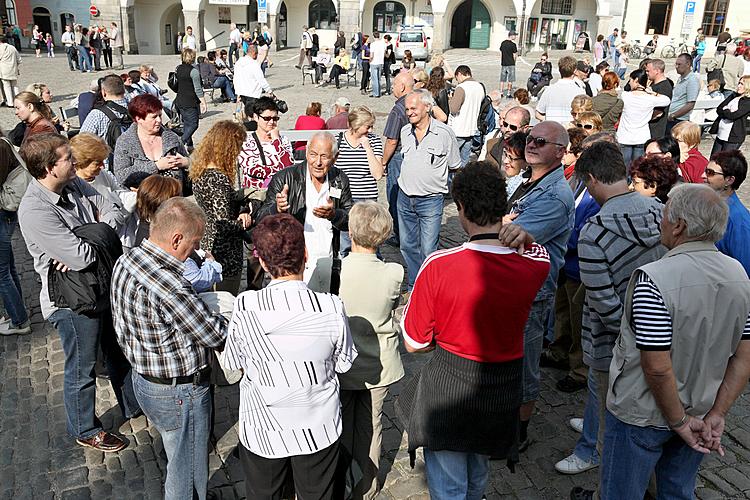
{"left": 111, "top": 197, "right": 227, "bottom": 500}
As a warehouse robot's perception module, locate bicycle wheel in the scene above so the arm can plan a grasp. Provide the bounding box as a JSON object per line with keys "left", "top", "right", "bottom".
{"left": 662, "top": 46, "right": 675, "bottom": 58}
{"left": 630, "top": 46, "right": 642, "bottom": 59}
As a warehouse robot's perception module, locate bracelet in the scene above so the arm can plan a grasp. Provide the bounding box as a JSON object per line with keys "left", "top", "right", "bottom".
{"left": 668, "top": 413, "right": 688, "bottom": 429}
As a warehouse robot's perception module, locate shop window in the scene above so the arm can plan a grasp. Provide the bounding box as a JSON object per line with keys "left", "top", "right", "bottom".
{"left": 4, "top": 0, "right": 16, "bottom": 26}
{"left": 646, "top": 0, "right": 672, "bottom": 35}
{"left": 60, "top": 13, "right": 74, "bottom": 30}
{"left": 541, "top": 0, "right": 572, "bottom": 16}
{"left": 308, "top": 0, "right": 337, "bottom": 30}
{"left": 373, "top": 1, "right": 406, "bottom": 32}
{"left": 701, "top": 0, "right": 729, "bottom": 37}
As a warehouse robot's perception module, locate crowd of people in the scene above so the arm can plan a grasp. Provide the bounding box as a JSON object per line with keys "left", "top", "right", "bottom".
{"left": 2, "top": 21, "right": 750, "bottom": 500}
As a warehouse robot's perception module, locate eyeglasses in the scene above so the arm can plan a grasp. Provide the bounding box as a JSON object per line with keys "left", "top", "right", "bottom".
{"left": 502, "top": 121, "right": 520, "bottom": 132}
{"left": 575, "top": 122, "right": 595, "bottom": 130}
{"left": 526, "top": 135, "right": 566, "bottom": 147}
{"left": 258, "top": 115, "right": 280, "bottom": 122}
{"left": 704, "top": 167, "right": 728, "bottom": 177}
{"left": 503, "top": 153, "right": 523, "bottom": 163}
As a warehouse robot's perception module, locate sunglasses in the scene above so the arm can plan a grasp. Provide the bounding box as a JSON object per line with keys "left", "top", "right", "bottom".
{"left": 576, "top": 122, "right": 595, "bottom": 130}
{"left": 704, "top": 167, "right": 728, "bottom": 177}
{"left": 526, "top": 135, "right": 566, "bottom": 147}
{"left": 258, "top": 115, "right": 280, "bottom": 122}
{"left": 502, "top": 121, "right": 520, "bottom": 132}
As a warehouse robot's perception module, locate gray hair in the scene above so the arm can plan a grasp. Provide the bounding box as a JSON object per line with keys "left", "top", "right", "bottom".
{"left": 666, "top": 184, "right": 728, "bottom": 243}
{"left": 151, "top": 197, "right": 206, "bottom": 240}
{"left": 309, "top": 131, "right": 339, "bottom": 157}
{"left": 408, "top": 89, "right": 435, "bottom": 107}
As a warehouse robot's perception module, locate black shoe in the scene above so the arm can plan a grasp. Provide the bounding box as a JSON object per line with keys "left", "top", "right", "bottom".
{"left": 295, "top": 65, "right": 302, "bottom": 69}
{"left": 570, "top": 487, "right": 594, "bottom": 500}
{"left": 539, "top": 350, "right": 569, "bottom": 370}
{"left": 557, "top": 375, "right": 587, "bottom": 393}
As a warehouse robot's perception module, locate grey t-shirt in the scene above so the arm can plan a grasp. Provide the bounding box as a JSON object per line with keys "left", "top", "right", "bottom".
{"left": 397, "top": 118, "right": 462, "bottom": 196}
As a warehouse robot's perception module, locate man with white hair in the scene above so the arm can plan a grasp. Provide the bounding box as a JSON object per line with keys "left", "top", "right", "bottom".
{"left": 326, "top": 97, "right": 350, "bottom": 129}
{"left": 574, "top": 184, "right": 750, "bottom": 500}
{"left": 398, "top": 89, "right": 461, "bottom": 290}
{"left": 228, "top": 23, "right": 241, "bottom": 68}
{"left": 705, "top": 43, "right": 745, "bottom": 97}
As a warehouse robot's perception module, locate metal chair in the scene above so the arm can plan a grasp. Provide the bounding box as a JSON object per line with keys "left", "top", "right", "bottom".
{"left": 301, "top": 64, "right": 317, "bottom": 85}
{"left": 345, "top": 66, "right": 357, "bottom": 87}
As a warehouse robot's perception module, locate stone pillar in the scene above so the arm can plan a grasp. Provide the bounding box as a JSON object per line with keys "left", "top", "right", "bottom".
{"left": 338, "top": 0, "right": 361, "bottom": 45}
{"left": 431, "top": 12, "right": 445, "bottom": 54}
{"left": 267, "top": 13, "right": 277, "bottom": 51}
{"left": 183, "top": 9, "right": 200, "bottom": 46}
{"left": 123, "top": 5, "right": 137, "bottom": 54}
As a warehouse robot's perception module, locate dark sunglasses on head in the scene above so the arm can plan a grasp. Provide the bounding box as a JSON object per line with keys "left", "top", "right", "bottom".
{"left": 704, "top": 167, "right": 728, "bottom": 177}
{"left": 258, "top": 115, "right": 280, "bottom": 122}
{"left": 502, "top": 120, "right": 520, "bottom": 132}
{"left": 526, "top": 135, "right": 566, "bottom": 147}
{"left": 575, "top": 122, "right": 595, "bottom": 130}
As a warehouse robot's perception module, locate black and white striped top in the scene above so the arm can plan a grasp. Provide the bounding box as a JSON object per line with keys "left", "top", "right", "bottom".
{"left": 333, "top": 132, "right": 383, "bottom": 200}
{"left": 632, "top": 273, "right": 750, "bottom": 351}
{"left": 221, "top": 279, "right": 356, "bottom": 458}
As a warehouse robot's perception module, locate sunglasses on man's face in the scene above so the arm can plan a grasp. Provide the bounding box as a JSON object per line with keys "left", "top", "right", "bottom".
{"left": 526, "top": 135, "right": 566, "bottom": 147}
{"left": 502, "top": 120, "right": 520, "bottom": 132}
{"left": 576, "top": 122, "right": 595, "bottom": 130}
{"left": 704, "top": 167, "right": 728, "bottom": 177}
{"left": 258, "top": 115, "right": 280, "bottom": 122}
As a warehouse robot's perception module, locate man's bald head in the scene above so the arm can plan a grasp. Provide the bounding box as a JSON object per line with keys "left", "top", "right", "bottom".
{"left": 525, "top": 121, "right": 568, "bottom": 170}
{"left": 502, "top": 106, "right": 531, "bottom": 140}
{"left": 393, "top": 72, "right": 415, "bottom": 98}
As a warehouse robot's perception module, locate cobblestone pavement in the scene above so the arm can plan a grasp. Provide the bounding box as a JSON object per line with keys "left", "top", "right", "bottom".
{"left": 3, "top": 49, "right": 750, "bottom": 500}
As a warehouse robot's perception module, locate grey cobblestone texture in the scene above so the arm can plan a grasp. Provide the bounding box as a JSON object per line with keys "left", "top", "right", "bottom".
{"left": 2, "top": 48, "right": 750, "bottom": 499}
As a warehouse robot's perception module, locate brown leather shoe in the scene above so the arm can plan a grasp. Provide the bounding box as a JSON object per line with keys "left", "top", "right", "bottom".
{"left": 76, "top": 431, "right": 127, "bottom": 453}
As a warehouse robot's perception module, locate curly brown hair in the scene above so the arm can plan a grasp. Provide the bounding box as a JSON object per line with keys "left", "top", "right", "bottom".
{"left": 189, "top": 120, "right": 246, "bottom": 182}
{"left": 630, "top": 154, "right": 678, "bottom": 203}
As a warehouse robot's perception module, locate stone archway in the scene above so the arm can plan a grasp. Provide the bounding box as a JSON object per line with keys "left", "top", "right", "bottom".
{"left": 160, "top": 3, "right": 185, "bottom": 54}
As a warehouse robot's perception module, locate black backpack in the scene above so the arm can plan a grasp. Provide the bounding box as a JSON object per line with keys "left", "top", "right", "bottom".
{"left": 477, "top": 83, "right": 494, "bottom": 136}
{"left": 95, "top": 101, "right": 133, "bottom": 151}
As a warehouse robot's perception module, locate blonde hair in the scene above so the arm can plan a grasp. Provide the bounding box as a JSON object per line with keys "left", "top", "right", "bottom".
{"left": 349, "top": 201, "right": 392, "bottom": 249}
{"left": 181, "top": 48, "right": 196, "bottom": 65}
{"left": 25, "top": 82, "right": 49, "bottom": 99}
{"left": 347, "top": 106, "right": 375, "bottom": 131}
{"left": 576, "top": 111, "right": 603, "bottom": 132}
{"left": 70, "top": 133, "right": 111, "bottom": 168}
{"left": 413, "top": 69, "right": 429, "bottom": 87}
{"left": 740, "top": 75, "right": 750, "bottom": 98}
{"left": 189, "top": 120, "right": 246, "bottom": 181}
{"left": 571, "top": 94, "right": 594, "bottom": 114}
{"left": 671, "top": 121, "right": 702, "bottom": 149}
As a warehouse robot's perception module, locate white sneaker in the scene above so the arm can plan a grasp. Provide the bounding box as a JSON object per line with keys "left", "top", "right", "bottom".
{"left": 554, "top": 453, "right": 598, "bottom": 475}
{"left": 569, "top": 417, "right": 584, "bottom": 434}
{"left": 0, "top": 320, "right": 31, "bottom": 335}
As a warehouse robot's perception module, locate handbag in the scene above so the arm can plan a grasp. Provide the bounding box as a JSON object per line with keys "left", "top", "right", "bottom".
{"left": 0, "top": 138, "right": 32, "bottom": 212}
{"left": 167, "top": 71, "right": 178, "bottom": 93}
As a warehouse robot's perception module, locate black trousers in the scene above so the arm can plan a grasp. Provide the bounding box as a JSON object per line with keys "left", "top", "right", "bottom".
{"left": 360, "top": 61, "right": 370, "bottom": 91}
{"left": 239, "top": 440, "right": 341, "bottom": 500}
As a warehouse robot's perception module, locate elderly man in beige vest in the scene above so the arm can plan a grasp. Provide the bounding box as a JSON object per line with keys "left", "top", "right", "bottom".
{"left": 0, "top": 37, "right": 20, "bottom": 107}
{"left": 588, "top": 184, "right": 750, "bottom": 500}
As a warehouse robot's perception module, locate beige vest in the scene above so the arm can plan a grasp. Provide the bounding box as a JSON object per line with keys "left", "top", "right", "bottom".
{"left": 607, "top": 241, "right": 750, "bottom": 427}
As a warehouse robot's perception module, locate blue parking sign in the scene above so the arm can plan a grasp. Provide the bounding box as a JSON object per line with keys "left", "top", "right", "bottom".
{"left": 685, "top": 1, "right": 695, "bottom": 14}
{"left": 258, "top": 0, "right": 267, "bottom": 9}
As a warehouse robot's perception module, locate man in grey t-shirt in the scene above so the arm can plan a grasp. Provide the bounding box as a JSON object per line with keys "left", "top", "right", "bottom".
{"left": 397, "top": 89, "right": 461, "bottom": 289}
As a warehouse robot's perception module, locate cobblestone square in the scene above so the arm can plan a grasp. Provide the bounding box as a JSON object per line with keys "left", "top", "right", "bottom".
{"left": 2, "top": 48, "right": 750, "bottom": 499}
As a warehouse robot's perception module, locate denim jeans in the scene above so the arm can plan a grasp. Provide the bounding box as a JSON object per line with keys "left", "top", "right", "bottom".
{"left": 77, "top": 46, "right": 92, "bottom": 72}
{"left": 133, "top": 372, "right": 212, "bottom": 500}
{"left": 384, "top": 63, "right": 392, "bottom": 93}
{"left": 0, "top": 210, "right": 28, "bottom": 327}
{"left": 228, "top": 42, "right": 239, "bottom": 68}
{"left": 178, "top": 105, "right": 200, "bottom": 147}
{"left": 522, "top": 296, "right": 553, "bottom": 403}
{"left": 386, "top": 151, "right": 403, "bottom": 241}
{"left": 692, "top": 55, "right": 702, "bottom": 73}
{"left": 600, "top": 411, "right": 705, "bottom": 500}
{"left": 619, "top": 144, "right": 644, "bottom": 173}
{"left": 711, "top": 138, "right": 742, "bottom": 157}
{"left": 212, "top": 75, "right": 236, "bottom": 101}
{"left": 370, "top": 64, "right": 383, "bottom": 97}
{"left": 424, "top": 448, "right": 489, "bottom": 500}
{"left": 456, "top": 136, "right": 473, "bottom": 167}
{"left": 397, "top": 189, "right": 443, "bottom": 289}
{"left": 573, "top": 367, "right": 601, "bottom": 463}
{"left": 48, "top": 309, "right": 140, "bottom": 438}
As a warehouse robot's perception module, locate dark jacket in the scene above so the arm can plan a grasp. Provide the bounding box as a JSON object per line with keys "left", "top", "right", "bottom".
{"left": 174, "top": 63, "right": 200, "bottom": 109}
{"left": 198, "top": 61, "right": 220, "bottom": 86}
{"left": 48, "top": 222, "right": 123, "bottom": 317}
{"left": 710, "top": 92, "right": 750, "bottom": 144}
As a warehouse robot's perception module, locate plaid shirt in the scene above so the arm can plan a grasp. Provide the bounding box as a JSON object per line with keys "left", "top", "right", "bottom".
{"left": 80, "top": 98, "right": 129, "bottom": 138}
{"left": 111, "top": 239, "right": 228, "bottom": 378}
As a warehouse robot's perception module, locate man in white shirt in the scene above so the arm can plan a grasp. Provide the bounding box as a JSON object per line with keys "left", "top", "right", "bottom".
{"left": 369, "top": 31, "right": 386, "bottom": 98}
{"left": 110, "top": 22, "right": 124, "bottom": 70}
{"left": 61, "top": 25, "right": 77, "bottom": 71}
{"left": 228, "top": 23, "right": 241, "bottom": 69}
{"left": 296, "top": 25, "right": 312, "bottom": 69}
{"left": 182, "top": 26, "right": 197, "bottom": 51}
{"left": 234, "top": 44, "right": 273, "bottom": 108}
{"left": 536, "top": 56, "right": 587, "bottom": 124}
{"left": 449, "top": 65, "right": 485, "bottom": 166}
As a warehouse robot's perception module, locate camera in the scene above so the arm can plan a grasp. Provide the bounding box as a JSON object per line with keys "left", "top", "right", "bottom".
{"left": 273, "top": 96, "right": 289, "bottom": 114}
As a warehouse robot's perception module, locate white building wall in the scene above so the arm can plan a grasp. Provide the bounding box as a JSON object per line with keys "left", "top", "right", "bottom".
{"left": 202, "top": 4, "right": 248, "bottom": 51}
{"left": 133, "top": 0, "right": 168, "bottom": 54}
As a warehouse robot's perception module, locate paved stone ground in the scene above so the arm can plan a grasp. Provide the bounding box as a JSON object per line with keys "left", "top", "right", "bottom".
{"left": 3, "top": 48, "right": 750, "bottom": 500}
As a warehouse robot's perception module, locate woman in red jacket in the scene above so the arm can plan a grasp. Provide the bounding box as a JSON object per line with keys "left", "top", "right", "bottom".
{"left": 671, "top": 121, "right": 708, "bottom": 183}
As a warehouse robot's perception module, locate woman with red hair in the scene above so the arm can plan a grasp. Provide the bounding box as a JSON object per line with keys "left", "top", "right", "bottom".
{"left": 113, "top": 93, "right": 189, "bottom": 189}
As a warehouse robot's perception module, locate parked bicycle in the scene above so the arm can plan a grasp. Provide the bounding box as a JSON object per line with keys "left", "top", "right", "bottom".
{"left": 629, "top": 40, "right": 643, "bottom": 59}
{"left": 661, "top": 38, "right": 690, "bottom": 59}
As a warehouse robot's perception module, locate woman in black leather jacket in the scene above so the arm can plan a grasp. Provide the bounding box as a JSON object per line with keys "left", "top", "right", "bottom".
{"left": 527, "top": 53, "right": 553, "bottom": 98}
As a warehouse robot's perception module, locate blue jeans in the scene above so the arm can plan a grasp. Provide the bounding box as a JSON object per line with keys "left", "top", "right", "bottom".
{"left": 386, "top": 151, "right": 403, "bottom": 241}
{"left": 133, "top": 372, "right": 212, "bottom": 500}
{"left": 620, "top": 144, "right": 644, "bottom": 173}
{"left": 370, "top": 64, "right": 383, "bottom": 97}
{"left": 77, "top": 46, "right": 92, "bottom": 72}
{"left": 48, "top": 309, "right": 140, "bottom": 439}
{"left": 397, "top": 189, "right": 443, "bottom": 289}
{"left": 424, "top": 448, "right": 489, "bottom": 500}
{"left": 600, "top": 411, "right": 705, "bottom": 500}
{"left": 178, "top": 105, "right": 200, "bottom": 147}
{"left": 457, "top": 136, "right": 473, "bottom": 167}
{"left": 573, "top": 367, "right": 601, "bottom": 463}
{"left": 522, "top": 296, "right": 553, "bottom": 403}
{"left": 212, "top": 75, "right": 236, "bottom": 101}
{"left": 692, "top": 55, "right": 702, "bottom": 72}
{"left": 0, "top": 210, "right": 28, "bottom": 327}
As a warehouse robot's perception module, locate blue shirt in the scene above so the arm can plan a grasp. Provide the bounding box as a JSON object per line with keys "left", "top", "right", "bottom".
{"left": 669, "top": 72, "right": 700, "bottom": 120}
{"left": 510, "top": 166, "right": 575, "bottom": 299}
{"left": 564, "top": 182, "right": 600, "bottom": 282}
{"left": 383, "top": 95, "right": 408, "bottom": 143}
{"left": 716, "top": 192, "right": 750, "bottom": 276}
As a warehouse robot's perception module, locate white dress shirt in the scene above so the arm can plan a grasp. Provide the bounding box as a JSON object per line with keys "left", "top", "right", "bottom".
{"left": 304, "top": 176, "right": 333, "bottom": 290}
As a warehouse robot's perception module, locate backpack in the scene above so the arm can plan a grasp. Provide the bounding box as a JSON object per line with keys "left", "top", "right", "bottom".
{"left": 477, "top": 83, "right": 494, "bottom": 136}
{"left": 95, "top": 102, "right": 132, "bottom": 151}
{"left": 264, "top": 32, "right": 273, "bottom": 44}
{"left": 168, "top": 71, "right": 178, "bottom": 92}
{"left": 0, "top": 138, "right": 32, "bottom": 212}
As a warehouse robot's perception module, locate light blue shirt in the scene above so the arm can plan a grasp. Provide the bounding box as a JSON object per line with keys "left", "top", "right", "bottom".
{"left": 669, "top": 72, "right": 700, "bottom": 120}
{"left": 183, "top": 257, "right": 223, "bottom": 293}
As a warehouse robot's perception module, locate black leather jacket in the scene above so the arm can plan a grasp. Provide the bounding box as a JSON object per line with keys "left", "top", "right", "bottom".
{"left": 256, "top": 162, "right": 353, "bottom": 250}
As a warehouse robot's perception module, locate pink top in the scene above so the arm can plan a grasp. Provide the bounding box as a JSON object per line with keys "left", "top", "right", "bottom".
{"left": 293, "top": 115, "right": 327, "bottom": 150}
